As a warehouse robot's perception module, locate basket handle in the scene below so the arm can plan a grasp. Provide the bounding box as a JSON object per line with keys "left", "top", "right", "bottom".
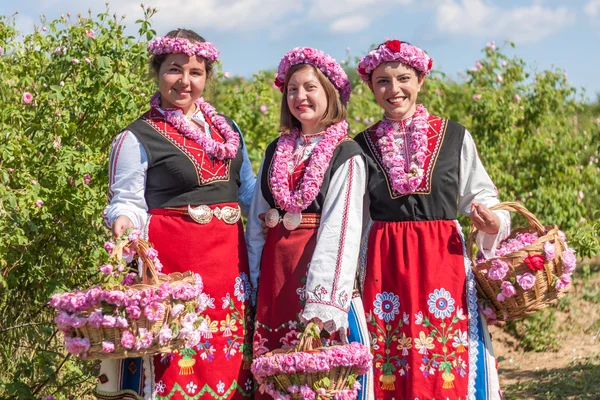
{"left": 110, "top": 237, "right": 160, "bottom": 286}
{"left": 295, "top": 321, "right": 323, "bottom": 351}
{"left": 466, "top": 201, "right": 547, "bottom": 261}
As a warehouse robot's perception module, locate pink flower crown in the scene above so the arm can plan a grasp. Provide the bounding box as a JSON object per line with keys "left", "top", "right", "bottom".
{"left": 147, "top": 36, "right": 219, "bottom": 62}
{"left": 357, "top": 40, "right": 433, "bottom": 81}
{"left": 274, "top": 47, "right": 351, "bottom": 104}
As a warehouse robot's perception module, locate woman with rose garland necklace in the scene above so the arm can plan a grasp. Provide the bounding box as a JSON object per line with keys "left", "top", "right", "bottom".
{"left": 97, "top": 30, "right": 255, "bottom": 399}
{"left": 352, "top": 40, "right": 511, "bottom": 400}
{"left": 245, "top": 47, "right": 368, "bottom": 399}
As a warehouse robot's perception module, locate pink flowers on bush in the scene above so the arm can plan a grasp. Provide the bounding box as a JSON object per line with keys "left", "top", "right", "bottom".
{"left": 22, "top": 92, "right": 33, "bottom": 104}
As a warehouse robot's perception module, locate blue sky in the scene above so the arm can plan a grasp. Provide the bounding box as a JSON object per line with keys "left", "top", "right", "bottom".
{"left": 3, "top": 0, "right": 600, "bottom": 101}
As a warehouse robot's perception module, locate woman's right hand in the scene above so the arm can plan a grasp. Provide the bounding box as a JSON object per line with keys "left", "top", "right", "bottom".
{"left": 113, "top": 215, "right": 134, "bottom": 238}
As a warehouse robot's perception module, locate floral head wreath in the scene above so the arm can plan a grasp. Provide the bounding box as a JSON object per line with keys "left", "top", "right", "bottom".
{"left": 357, "top": 40, "right": 433, "bottom": 82}
{"left": 147, "top": 36, "right": 220, "bottom": 62}
{"left": 274, "top": 47, "right": 351, "bottom": 104}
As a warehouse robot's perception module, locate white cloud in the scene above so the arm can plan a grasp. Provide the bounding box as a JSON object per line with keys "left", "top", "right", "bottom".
{"left": 106, "top": 0, "right": 304, "bottom": 32}
{"left": 435, "top": 0, "right": 576, "bottom": 44}
{"left": 330, "top": 15, "right": 371, "bottom": 33}
{"left": 585, "top": 0, "right": 600, "bottom": 17}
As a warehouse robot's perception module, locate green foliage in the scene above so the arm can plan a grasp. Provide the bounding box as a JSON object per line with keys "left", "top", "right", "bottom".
{"left": 504, "top": 309, "right": 559, "bottom": 352}
{"left": 0, "top": 7, "right": 156, "bottom": 399}
{"left": 0, "top": 10, "right": 598, "bottom": 400}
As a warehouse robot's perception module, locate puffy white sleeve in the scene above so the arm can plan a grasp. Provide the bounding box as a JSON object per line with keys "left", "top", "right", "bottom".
{"left": 103, "top": 130, "right": 149, "bottom": 230}
{"left": 245, "top": 159, "right": 270, "bottom": 303}
{"left": 457, "top": 129, "right": 510, "bottom": 258}
{"left": 301, "top": 155, "right": 367, "bottom": 333}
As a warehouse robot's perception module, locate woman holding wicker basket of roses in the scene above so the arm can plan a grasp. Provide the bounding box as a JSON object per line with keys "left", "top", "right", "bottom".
{"left": 97, "top": 29, "right": 255, "bottom": 399}
{"left": 352, "top": 39, "right": 511, "bottom": 399}
{"left": 245, "top": 47, "right": 369, "bottom": 399}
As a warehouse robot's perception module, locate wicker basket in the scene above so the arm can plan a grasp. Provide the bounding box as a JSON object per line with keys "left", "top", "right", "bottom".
{"left": 54, "top": 237, "right": 200, "bottom": 360}
{"left": 467, "top": 202, "right": 571, "bottom": 321}
{"left": 251, "top": 322, "right": 372, "bottom": 399}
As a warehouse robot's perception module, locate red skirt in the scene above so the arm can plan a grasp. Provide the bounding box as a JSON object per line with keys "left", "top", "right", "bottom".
{"left": 363, "top": 220, "right": 473, "bottom": 399}
{"left": 148, "top": 203, "right": 253, "bottom": 399}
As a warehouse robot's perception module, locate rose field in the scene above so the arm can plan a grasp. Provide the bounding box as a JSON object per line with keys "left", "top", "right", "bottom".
{"left": 0, "top": 8, "right": 599, "bottom": 400}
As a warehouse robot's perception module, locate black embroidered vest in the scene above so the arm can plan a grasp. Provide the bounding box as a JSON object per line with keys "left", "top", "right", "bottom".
{"left": 354, "top": 116, "right": 465, "bottom": 221}
{"left": 125, "top": 110, "right": 243, "bottom": 210}
{"left": 260, "top": 138, "right": 363, "bottom": 213}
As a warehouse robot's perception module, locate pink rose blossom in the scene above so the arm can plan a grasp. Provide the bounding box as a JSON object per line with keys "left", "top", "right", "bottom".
{"left": 472, "top": 94, "right": 482, "bottom": 101}
{"left": 102, "top": 341, "right": 115, "bottom": 353}
{"left": 488, "top": 260, "right": 509, "bottom": 280}
{"left": 500, "top": 281, "right": 516, "bottom": 298}
{"left": 555, "top": 274, "right": 571, "bottom": 290}
{"left": 514, "top": 94, "right": 521, "bottom": 104}
{"left": 121, "top": 330, "right": 135, "bottom": 349}
{"left": 35, "top": 199, "right": 44, "bottom": 208}
{"left": 87, "top": 310, "right": 103, "bottom": 328}
{"left": 115, "top": 316, "right": 129, "bottom": 328}
{"left": 135, "top": 328, "right": 154, "bottom": 350}
{"left": 486, "top": 41, "right": 496, "bottom": 51}
{"left": 72, "top": 58, "right": 80, "bottom": 64}
{"left": 476, "top": 61, "right": 483, "bottom": 70}
{"left": 86, "top": 29, "right": 95, "bottom": 38}
{"left": 145, "top": 247, "right": 159, "bottom": 260}
{"left": 171, "top": 303, "right": 185, "bottom": 317}
{"left": 64, "top": 336, "right": 90, "bottom": 355}
{"left": 496, "top": 75, "right": 503, "bottom": 83}
{"left": 127, "top": 229, "right": 141, "bottom": 242}
{"left": 516, "top": 272, "right": 536, "bottom": 290}
{"left": 259, "top": 104, "right": 268, "bottom": 114}
{"left": 104, "top": 240, "right": 115, "bottom": 253}
{"left": 121, "top": 272, "right": 137, "bottom": 286}
{"left": 157, "top": 325, "right": 173, "bottom": 346}
{"left": 7, "top": 168, "right": 14, "bottom": 173}
{"left": 126, "top": 305, "right": 142, "bottom": 319}
{"left": 144, "top": 302, "right": 166, "bottom": 322}
{"left": 543, "top": 242, "right": 555, "bottom": 262}
{"left": 22, "top": 92, "right": 33, "bottom": 104}
{"left": 102, "top": 315, "right": 116, "bottom": 327}
{"left": 562, "top": 248, "right": 577, "bottom": 274}
{"left": 83, "top": 173, "right": 91, "bottom": 184}
{"left": 99, "top": 264, "right": 113, "bottom": 275}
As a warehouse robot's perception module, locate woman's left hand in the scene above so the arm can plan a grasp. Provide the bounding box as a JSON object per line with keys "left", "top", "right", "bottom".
{"left": 470, "top": 203, "right": 500, "bottom": 234}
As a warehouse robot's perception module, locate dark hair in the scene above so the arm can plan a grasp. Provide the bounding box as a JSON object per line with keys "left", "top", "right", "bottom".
{"left": 279, "top": 64, "right": 347, "bottom": 132}
{"left": 150, "top": 29, "right": 214, "bottom": 78}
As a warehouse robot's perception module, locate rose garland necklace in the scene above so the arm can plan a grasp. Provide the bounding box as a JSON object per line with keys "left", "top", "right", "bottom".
{"left": 375, "top": 104, "right": 429, "bottom": 195}
{"left": 150, "top": 92, "right": 239, "bottom": 160}
{"left": 267, "top": 120, "right": 349, "bottom": 229}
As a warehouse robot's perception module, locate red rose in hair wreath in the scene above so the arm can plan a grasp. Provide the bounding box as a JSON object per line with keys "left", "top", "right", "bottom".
{"left": 385, "top": 40, "right": 401, "bottom": 52}
{"left": 428, "top": 58, "right": 433, "bottom": 71}
{"left": 524, "top": 254, "right": 545, "bottom": 271}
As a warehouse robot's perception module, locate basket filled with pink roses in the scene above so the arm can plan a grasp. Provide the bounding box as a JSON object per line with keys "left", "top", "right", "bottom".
{"left": 467, "top": 202, "right": 576, "bottom": 322}
{"left": 251, "top": 322, "right": 372, "bottom": 400}
{"left": 49, "top": 229, "right": 210, "bottom": 360}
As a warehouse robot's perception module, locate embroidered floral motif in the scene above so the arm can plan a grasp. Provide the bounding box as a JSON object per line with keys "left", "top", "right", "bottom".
{"left": 186, "top": 381, "right": 198, "bottom": 394}
{"left": 415, "top": 288, "right": 468, "bottom": 390}
{"left": 253, "top": 332, "right": 269, "bottom": 356}
{"left": 220, "top": 314, "right": 238, "bottom": 337}
{"left": 427, "top": 288, "right": 456, "bottom": 319}
{"left": 156, "top": 380, "right": 166, "bottom": 394}
{"left": 198, "top": 316, "right": 218, "bottom": 339}
{"left": 279, "top": 330, "right": 301, "bottom": 349}
{"left": 197, "top": 341, "right": 216, "bottom": 361}
{"left": 368, "top": 292, "right": 410, "bottom": 391}
{"left": 217, "top": 380, "right": 225, "bottom": 394}
{"left": 309, "top": 284, "right": 329, "bottom": 301}
{"left": 234, "top": 273, "right": 250, "bottom": 302}
{"left": 373, "top": 291, "right": 400, "bottom": 323}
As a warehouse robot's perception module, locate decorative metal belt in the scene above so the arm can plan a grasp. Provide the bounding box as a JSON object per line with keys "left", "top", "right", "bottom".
{"left": 264, "top": 208, "right": 320, "bottom": 230}
{"left": 165, "top": 205, "right": 241, "bottom": 225}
